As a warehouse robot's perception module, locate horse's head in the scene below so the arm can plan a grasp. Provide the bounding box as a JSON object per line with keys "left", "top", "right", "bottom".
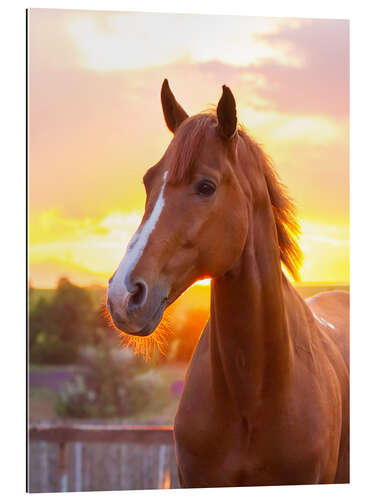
{"left": 107, "top": 80, "right": 256, "bottom": 336}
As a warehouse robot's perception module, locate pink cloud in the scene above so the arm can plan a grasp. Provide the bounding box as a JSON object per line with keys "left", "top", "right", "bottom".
{"left": 248, "top": 19, "right": 349, "bottom": 117}
{"left": 29, "top": 12, "right": 348, "bottom": 226}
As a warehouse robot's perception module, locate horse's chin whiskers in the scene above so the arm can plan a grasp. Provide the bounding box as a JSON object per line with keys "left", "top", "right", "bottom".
{"left": 118, "top": 312, "right": 173, "bottom": 361}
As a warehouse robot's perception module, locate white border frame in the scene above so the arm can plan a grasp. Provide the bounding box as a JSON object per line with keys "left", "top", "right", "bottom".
{"left": 1, "top": 1, "right": 374, "bottom": 498}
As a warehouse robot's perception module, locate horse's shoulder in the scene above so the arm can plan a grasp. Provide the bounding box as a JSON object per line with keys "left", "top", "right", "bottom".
{"left": 306, "top": 289, "right": 349, "bottom": 310}
{"left": 306, "top": 290, "right": 349, "bottom": 370}
{"left": 306, "top": 290, "right": 349, "bottom": 328}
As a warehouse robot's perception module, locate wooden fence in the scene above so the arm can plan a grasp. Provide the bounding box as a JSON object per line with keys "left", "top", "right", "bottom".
{"left": 28, "top": 423, "right": 180, "bottom": 492}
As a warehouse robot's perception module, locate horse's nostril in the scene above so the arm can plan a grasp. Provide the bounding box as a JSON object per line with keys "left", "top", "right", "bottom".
{"left": 128, "top": 280, "right": 148, "bottom": 312}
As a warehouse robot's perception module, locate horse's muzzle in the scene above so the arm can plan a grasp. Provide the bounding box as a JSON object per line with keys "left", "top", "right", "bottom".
{"left": 107, "top": 279, "right": 168, "bottom": 336}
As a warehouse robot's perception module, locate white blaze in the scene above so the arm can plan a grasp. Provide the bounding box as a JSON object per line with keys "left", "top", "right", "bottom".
{"left": 108, "top": 171, "right": 168, "bottom": 305}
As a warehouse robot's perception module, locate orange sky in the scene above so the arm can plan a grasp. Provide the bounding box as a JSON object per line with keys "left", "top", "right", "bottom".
{"left": 28, "top": 9, "right": 349, "bottom": 288}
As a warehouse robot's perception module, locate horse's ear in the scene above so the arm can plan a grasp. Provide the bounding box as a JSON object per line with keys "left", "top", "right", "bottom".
{"left": 161, "top": 79, "right": 189, "bottom": 134}
{"left": 217, "top": 85, "right": 237, "bottom": 139}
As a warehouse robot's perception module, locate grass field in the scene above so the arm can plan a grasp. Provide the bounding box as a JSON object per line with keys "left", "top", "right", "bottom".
{"left": 29, "top": 362, "right": 187, "bottom": 423}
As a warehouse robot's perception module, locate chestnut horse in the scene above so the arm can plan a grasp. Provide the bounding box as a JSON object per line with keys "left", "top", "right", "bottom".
{"left": 107, "top": 80, "right": 349, "bottom": 487}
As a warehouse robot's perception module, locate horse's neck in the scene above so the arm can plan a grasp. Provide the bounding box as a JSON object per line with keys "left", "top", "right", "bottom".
{"left": 209, "top": 203, "right": 294, "bottom": 416}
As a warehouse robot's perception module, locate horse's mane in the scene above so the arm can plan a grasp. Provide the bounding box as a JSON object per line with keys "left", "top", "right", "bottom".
{"left": 239, "top": 128, "right": 302, "bottom": 281}
{"left": 167, "top": 112, "right": 302, "bottom": 281}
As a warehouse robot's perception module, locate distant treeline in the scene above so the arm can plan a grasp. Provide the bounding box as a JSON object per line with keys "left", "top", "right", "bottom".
{"left": 28, "top": 277, "right": 207, "bottom": 366}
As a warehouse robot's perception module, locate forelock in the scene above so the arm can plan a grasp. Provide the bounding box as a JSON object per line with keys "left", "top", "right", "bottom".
{"left": 167, "top": 113, "right": 218, "bottom": 184}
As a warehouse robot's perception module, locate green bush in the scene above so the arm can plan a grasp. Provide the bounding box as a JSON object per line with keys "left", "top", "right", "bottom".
{"left": 55, "top": 345, "right": 167, "bottom": 419}
{"left": 30, "top": 332, "right": 77, "bottom": 365}
{"left": 55, "top": 374, "right": 97, "bottom": 418}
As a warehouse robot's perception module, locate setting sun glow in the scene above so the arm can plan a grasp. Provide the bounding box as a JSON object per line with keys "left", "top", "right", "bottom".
{"left": 28, "top": 10, "right": 348, "bottom": 289}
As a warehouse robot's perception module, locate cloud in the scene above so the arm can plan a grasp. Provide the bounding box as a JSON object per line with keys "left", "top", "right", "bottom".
{"left": 64, "top": 11, "right": 301, "bottom": 70}
{"left": 29, "top": 210, "right": 142, "bottom": 285}
{"left": 29, "top": 257, "right": 107, "bottom": 288}
{"left": 246, "top": 19, "right": 349, "bottom": 117}
{"left": 29, "top": 12, "right": 348, "bottom": 222}
{"left": 28, "top": 11, "right": 349, "bottom": 285}
{"left": 28, "top": 210, "right": 349, "bottom": 287}
{"left": 299, "top": 219, "right": 349, "bottom": 282}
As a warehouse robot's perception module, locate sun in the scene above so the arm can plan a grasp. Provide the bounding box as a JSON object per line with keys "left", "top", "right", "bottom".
{"left": 195, "top": 279, "right": 211, "bottom": 286}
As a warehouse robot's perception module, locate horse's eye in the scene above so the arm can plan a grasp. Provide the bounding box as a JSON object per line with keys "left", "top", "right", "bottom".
{"left": 195, "top": 180, "right": 216, "bottom": 197}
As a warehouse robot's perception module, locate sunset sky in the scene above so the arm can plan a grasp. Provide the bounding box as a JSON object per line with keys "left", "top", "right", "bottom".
{"left": 28, "top": 9, "right": 349, "bottom": 288}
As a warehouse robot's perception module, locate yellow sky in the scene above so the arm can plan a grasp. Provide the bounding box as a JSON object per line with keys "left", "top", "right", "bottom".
{"left": 28, "top": 9, "right": 349, "bottom": 288}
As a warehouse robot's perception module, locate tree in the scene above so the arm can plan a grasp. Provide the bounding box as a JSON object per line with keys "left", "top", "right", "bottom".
{"left": 29, "top": 277, "right": 97, "bottom": 364}
{"left": 29, "top": 297, "right": 51, "bottom": 350}
{"left": 49, "top": 277, "right": 94, "bottom": 344}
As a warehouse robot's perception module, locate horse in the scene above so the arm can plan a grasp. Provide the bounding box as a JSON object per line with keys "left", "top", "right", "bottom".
{"left": 107, "top": 79, "right": 349, "bottom": 487}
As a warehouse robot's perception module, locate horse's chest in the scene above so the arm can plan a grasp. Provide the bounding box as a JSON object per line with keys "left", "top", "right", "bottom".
{"left": 174, "top": 385, "right": 332, "bottom": 487}
{"left": 174, "top": 418, "right": 324, "bottom": 488}
{"left": 174, "top": 416, "right": 303, "bottom": 488}
{"left": 173, "top": 330, "right": 332, "bottom": 486}
{"left": 174, "top": 413, "right": 254, "bottom": 488}
{"left": 175, "top": 384, "right": 264, "bottom": 486}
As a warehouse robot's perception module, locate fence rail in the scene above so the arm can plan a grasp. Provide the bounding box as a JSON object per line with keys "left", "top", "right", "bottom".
{"left": 29, "top": 423, "right": 174, "bottom": 444}
{"left": 28, "top": 423, "right": 179, "bottom": 493}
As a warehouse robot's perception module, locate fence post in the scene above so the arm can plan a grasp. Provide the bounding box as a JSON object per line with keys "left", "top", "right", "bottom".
{"left": 58, "top": 442, "right": 68, "bottom": 492}
{"left": 40, "top": 441, "right": 48, "bottom": 492}
{"left": 29, "top": 423, "right": 176, "bottom": 491}
{"left": 74, "top": 442, "right": 82, "bottom": 492}
{"left": 120, "top": 445, "right": 127, "bottom": 490}
{"left": 158, "top": 445, "right": 167, "bottom": 488}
